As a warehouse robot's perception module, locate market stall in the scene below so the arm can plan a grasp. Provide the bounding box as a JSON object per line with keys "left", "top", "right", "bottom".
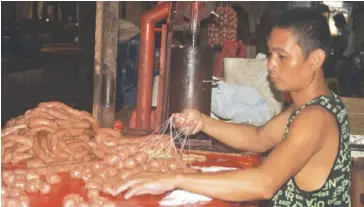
{"left": 3, "top": 1, "right": 363, "bottom": 207}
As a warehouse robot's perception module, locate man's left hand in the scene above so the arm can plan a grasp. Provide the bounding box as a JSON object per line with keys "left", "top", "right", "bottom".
{"left": 113, "top": 172, "right": 178, "bottom": 199}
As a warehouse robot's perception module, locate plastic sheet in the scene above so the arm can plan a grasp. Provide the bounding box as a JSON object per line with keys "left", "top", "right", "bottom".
{"left": 212, "top": 81, "right": 272, "bottom": 126}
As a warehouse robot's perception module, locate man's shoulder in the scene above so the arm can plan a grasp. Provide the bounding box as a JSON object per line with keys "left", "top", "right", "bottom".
{"left": 287, "top": 105, "right": 337, "bottom": 140}
{"left": 295, "top": 105, "right": 336, "bottom": 125}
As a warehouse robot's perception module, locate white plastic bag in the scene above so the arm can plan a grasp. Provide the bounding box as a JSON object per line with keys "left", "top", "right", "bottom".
{"left": 211, "top": 81, "right": 272, "bottom": 126}
{"left": 224, "top": 58, "right": 283, "bottom": 116}
{"left": 118, "top": 19, "right": 140, "bottom": 43}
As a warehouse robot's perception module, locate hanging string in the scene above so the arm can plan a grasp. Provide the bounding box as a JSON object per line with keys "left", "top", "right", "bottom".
{"left": 141, "top": 114, "right": 193, "bottom": 166}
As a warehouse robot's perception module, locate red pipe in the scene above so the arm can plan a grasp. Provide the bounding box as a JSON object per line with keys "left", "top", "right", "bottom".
{"left": 136, "top": 2, "right": 171, "bottom": 130}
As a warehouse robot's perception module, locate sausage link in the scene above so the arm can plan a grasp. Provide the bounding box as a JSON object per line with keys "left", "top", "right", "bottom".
{"left": 1, "top": 125, "right": 27, "bottom": 137}
{"left": 68, "top": 141, "right": 91, "bottom": 150}
{"left": 2, "top": 141, "right": 15, "bottom": 157}
{"left": 74, "top": 135, "right": 90, "bottom": 141}
{"left": 2, "top": 135, "right": 33, "bottom": 146}
{"left": 68, "top": 128, "right": 88, "bottom": 136}
{"left": 96, "top": 142, "right": 111, "bottom": 153}
{"left": 25, "top": 126, "right": 56, "bottom": 136}
{"left": 26, "top": 158, "right": 46, "bottom": 168}
{"left": 78, "top": 111, "right": 99, "bottom": 131}
{"left": 49, "top": 134, "right": 59, "bottom": 155}
{"left": 39, "top": 135, "right": 51, "bottom": 155}
{"left": 13, "top": 115, "right": 26, "bottom": 126}
{"left": 25, "top": 107, "right": 50, "bottom": 119}
{"left": 2, "top": 147, "right": 15, "bottom": 163}
{"left": 92, "top": 149, "right": 106, "bottom": 158}
{"left": 27, "top": 117, "right": 58, "bottom": 129}
{"left": 33, "top": 132, "right": 54, "bottom": 163}
{"left": 39, "top": 102, "right": 82, "bottom": 118}
{"left": 58, "top": 140, "right": 77, "bottom": 160}
{"left": 46, "top": 108, "right": 71, "bottom": 120}
{"left": 55, "top": 120, "right": 74, "bottom": 128}
{"left": 98, "top": 128, "right": 122, "bottom": 139}
{"left": 73, "top": 149, "right": 90, "bottom": 160}
{"left": 11, "top": 152, "right": 33, "bottom": 164}
{"left": 48, "top": 129, "right": 71, "bottom": 153}
{"left": 14, "top": 145, "right": 32, "bottom": 153}
{"left": 18, "top": 129, "right": 27, "bottom": 136}
{"left": 5, "top": 118, "right": 17, "bottom": 128}
{"left": 49, "top": 136, "right": 70, "bottom": 160}
{"left": 67, "top": 141, "right": 92, "bottom": 159}
{"left": 75, "top": 120, "right": 91, "bottom": 129}
{"left": 95, "top": 131, "right": 109, "bottom": 143}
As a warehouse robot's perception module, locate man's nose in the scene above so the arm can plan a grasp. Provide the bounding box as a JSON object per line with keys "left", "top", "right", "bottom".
{"left": 267, "top": 58, "right": 277, "bottom": 72}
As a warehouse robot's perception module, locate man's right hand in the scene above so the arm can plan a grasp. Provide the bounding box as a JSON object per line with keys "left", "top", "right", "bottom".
{"left": 173, "top": 109, "right": 204, "bottom": 135}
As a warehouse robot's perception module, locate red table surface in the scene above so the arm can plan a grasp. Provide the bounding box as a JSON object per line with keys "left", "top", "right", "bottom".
{"left": 2, "top": 152, "right": 261, "bottom": 207}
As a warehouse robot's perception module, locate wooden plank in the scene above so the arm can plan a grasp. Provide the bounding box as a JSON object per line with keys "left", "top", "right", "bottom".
{"left": 93, "top": 1, "right": 119, "bottom": 128}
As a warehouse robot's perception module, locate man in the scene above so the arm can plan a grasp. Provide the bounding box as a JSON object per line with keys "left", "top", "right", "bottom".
{"left": 333, "top": 13, "right": 355, "bottom": 59}
{"left": 333, "top": 13, "right": 356, "bottom": 96}
{"left": 115, "top": 8, "right": 351, "bottom": 206}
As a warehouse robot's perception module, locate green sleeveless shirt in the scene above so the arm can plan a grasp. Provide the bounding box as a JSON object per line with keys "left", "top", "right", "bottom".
{"left": 269, "top": 93, "right": 351, "bottom": 207}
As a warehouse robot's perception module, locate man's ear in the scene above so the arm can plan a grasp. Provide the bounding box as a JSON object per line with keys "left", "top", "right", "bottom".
{"left": 309, "top": 49, "right": 326, "bottom": 72}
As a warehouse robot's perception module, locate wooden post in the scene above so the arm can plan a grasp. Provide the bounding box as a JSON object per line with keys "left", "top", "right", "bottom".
{"left": 93, "top": 1, "right": 119, "bottom": 128}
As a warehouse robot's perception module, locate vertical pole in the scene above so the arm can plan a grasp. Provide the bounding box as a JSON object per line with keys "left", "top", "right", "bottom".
{"left": 162, "top": 31, "right": 173, "bottom": 124}
{"left": 156, "top": 24, "right": 167, "bottom": 129}
{"left": 93, "top": 1, "right": 119, "bottom": 128}
{"left": 190, "top": 2, "right": 201, "bottom": 47}
{"left": 135, "top": 2, "right": 170, "bottom": 131}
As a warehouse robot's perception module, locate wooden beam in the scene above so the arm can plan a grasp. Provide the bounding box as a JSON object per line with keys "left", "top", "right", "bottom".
{"left": 93, "top": 1, "right": 119, "bottom": 128}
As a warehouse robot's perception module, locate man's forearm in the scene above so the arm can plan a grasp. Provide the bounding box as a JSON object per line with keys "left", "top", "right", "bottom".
{"left": 201, "top": 114, "right": 267, "bottom": 152}
{"left": 175, "top": 169, "right": 272, "bottom": 202}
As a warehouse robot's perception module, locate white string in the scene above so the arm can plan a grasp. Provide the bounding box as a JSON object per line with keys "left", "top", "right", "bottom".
{"left": 138, "top": 114, "right": 195, "bottom": 167}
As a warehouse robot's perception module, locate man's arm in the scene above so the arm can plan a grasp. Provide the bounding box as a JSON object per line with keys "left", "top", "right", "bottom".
{"left": 201, "top": 106, "right": 293, "bottom": 153}
{"left": 175, "top": 106, "right": 327, "bottom": 201}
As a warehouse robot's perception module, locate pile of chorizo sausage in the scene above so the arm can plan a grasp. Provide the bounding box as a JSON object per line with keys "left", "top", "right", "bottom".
{"left": 1, "top": 101, "right": 200, "bottom": 207}
{"left": 208, "top": 6, "right": 238, "bottom": 47}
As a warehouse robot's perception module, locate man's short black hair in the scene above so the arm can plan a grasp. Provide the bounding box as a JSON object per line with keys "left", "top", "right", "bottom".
{"left": 273, "top": 8, "right": 331, "bottom": 61}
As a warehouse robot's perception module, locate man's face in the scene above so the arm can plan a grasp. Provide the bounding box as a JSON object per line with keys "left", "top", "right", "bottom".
{"left": 267, "top": 28, "right": 314, "bottom": 92}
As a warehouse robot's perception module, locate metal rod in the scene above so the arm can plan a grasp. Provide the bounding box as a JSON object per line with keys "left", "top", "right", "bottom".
{"left": 92, "top": 1, "right": 119, "bottom": 128}
{"left": 156, "top": 24, "right": 167, "bottom": 129}
{"left": 135, "top": 2, "right": 170, "bottom": 130}
{"left": 190, "top": 2, "right": 201, "bottom": 47}
{"left": 161, "top": 31, "right": 173, "bottom": 126}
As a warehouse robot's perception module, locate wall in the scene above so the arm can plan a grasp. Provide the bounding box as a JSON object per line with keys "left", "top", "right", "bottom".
{"left": 16, "top": 1, "right": 33, "bottom": 21}
{"left": 120, "top": 2, "right": 143, "bottom": 26}
{"left": 353, "top": 11, "right": 364, "bottom": 50}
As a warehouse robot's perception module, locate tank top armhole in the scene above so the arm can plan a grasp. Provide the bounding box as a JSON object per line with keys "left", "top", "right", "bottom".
{"left": 291, "top": 97, "right": 342, "bottom": 195}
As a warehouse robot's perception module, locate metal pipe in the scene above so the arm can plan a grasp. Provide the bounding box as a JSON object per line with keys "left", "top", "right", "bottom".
{"left": 135, "top": 2, "right": 170, "bottom": 130}
{"left": 169, "top": 46, "right": 214, "bottom": 118}
{"left": 156, "top": 24, "right": 167, "bottom": 129}
{"left": 92, "top": 2, "right": 119, "bottom": 128}
{"left": 190, "top": 2, "right": 201, "bottom": 47}
{"left": 161, "top": 31, "right": 173, "bottom": 127}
